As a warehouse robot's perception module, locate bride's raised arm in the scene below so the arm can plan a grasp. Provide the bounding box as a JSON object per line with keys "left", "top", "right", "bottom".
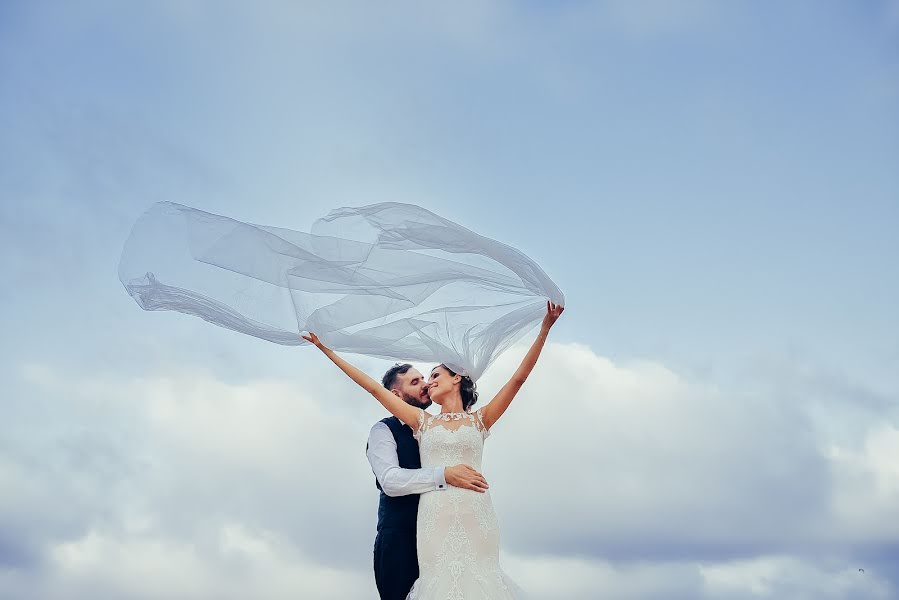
{"left": 479, "top": 301, "right": 564, "bottom": 430}
{"left": 302, "top": 332, "right": 421, "bottom": 428}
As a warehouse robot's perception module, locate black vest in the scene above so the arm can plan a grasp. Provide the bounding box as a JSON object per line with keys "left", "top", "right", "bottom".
{"left": 372, "top": 416, "right": 421, "bottom": 531}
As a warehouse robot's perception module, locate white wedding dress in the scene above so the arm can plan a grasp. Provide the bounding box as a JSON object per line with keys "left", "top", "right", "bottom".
{"left": 407, "top": 409, "right": 523, "bottom": 599}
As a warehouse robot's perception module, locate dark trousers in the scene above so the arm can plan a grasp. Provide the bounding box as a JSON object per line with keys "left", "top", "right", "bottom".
{"left": 373, "top": 527, "right": 419, "bottom": 600}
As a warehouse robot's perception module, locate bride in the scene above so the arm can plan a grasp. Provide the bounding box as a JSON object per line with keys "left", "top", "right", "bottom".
{"left": 303, "top": 301, "right": 564, "bottom": 599}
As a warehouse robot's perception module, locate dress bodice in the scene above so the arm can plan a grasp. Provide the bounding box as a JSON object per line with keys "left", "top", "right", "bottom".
{"left": 407, "top": 409, "right": 520, "bottom": 599}
{"left": 414, "top": 410, "right": 490, "bottom": 472}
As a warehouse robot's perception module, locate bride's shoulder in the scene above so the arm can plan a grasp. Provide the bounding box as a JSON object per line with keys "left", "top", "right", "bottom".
{"left": 472, "top": 407, "right": 491, "bottom": 436}
{"left": 412, "top": 408, "right": 433, "bottom": 438}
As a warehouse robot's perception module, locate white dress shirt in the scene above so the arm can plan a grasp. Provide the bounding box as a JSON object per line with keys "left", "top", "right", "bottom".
{"left": 366, "top": 421, "right": 448, "bottom": 497}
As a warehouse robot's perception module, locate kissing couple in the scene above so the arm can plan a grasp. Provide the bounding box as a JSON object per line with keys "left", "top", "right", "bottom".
{"left": 303, "top": 301, "right": 564, "bottom": 599}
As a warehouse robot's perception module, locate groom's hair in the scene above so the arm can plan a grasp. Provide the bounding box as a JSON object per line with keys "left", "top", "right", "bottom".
{"left": 382, "top": 363, "right": 414, "bottom": 391}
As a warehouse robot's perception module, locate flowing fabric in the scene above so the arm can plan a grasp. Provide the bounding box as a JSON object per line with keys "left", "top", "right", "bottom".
{"left": 118, "top": 201, "right": 563, "bottom": 380}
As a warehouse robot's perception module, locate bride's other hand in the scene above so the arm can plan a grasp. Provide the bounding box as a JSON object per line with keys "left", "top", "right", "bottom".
{"left": 301, "top": 332, "right": 328, "bottom": 350}
{"left": 478, "top": 299, "right": 563, "bottom": 430}
{"left": 542, "top": 301, "right": 564, "bottom": 330}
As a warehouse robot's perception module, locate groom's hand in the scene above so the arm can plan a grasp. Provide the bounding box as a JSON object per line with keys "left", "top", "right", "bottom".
{"left": 445, "top": 464, "right": 489, "bottom": 493}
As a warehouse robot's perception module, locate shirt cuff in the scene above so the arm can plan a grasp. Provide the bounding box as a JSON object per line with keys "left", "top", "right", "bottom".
{"left": 435, "top": 467, "right": 448, "bottom": 491}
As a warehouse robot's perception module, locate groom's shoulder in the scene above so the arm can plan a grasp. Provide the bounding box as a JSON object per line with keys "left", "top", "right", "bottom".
{"left": 368, "top": 415, "right": 399, "bottom": 435}
{"left": 377, "top": 415, "right": 402, "bottom": 429}
{"left": 374, "top": 415, "right": 416, "bottom": 438}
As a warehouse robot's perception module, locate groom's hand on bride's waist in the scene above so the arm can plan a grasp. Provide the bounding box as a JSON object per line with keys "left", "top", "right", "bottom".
{"left": 444, "top": 464, "right": 489, "bottom": 493}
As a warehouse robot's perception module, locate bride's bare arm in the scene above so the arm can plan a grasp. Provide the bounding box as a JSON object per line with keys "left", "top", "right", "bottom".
{"left": 302, "top": 332, "right": 421, "bottom": 428}
{"left": 479, "top": 301, "right": 564, "bottom": 429}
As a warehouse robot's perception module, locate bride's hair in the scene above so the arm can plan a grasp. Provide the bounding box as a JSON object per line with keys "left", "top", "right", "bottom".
{"left": 439, "top": 364, "right": 479, "bottom": 411}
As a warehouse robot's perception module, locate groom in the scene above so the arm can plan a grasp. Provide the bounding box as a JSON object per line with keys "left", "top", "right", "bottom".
{"left": 366, "top": 363, "right": 489, "bottom": 600}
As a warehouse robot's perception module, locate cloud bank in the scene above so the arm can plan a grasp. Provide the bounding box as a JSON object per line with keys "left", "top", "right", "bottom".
{"left": 3, "top": 341, "right": 896, "bottom": 599}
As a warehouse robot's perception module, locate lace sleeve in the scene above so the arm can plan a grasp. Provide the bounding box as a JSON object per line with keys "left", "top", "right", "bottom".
{"left": 413, "top": 408, "right": 426, "bottom": 441}
{"left": 474, "top": 408, "right": 490, "bottom": 440}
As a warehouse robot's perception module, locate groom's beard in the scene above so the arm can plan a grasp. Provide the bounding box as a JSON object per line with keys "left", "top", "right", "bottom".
{"left": 404, "top": 392, "right": 432, "bottom": 409}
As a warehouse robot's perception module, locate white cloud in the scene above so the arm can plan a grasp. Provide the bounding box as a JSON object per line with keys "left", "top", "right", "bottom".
{"left": 699, "top": 555, "right": 892, "bottom": 599}
{"left": 42, "top": 526, "right": 370, "bottom": 600}
{"left": 827, "top": 423, "right": 899, "bottom": 540}
{"left": 4, "top": 341, "right": 898, "bottom": 598}
{"left": 503, "top": 553, "right": 704, "bottom": 599}
{"left": 504, "top": 552, "right": 892, "bottom": 600}
{"left": 482, "top": 343, "right": 834, "bottom": 557}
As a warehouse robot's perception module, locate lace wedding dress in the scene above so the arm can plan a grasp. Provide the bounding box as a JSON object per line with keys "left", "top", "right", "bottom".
{"left": 407, "top": 409, "right": 523, "bottom": 599}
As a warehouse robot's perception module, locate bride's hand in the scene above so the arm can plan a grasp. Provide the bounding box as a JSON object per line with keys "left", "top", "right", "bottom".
{"left": 301, "top": 331, "right": 328, "bottom": 350}
{"left": 541, "top": 301, "right": 564, "bottom": 330}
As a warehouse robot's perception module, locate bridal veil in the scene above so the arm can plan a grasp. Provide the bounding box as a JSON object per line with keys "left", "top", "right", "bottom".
{"left": 119, "top": 202, "right": 564, "bottom": 380}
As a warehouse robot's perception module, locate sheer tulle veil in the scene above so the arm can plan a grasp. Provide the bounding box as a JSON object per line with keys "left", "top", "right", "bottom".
{"left": 118, "top": 201, "right": 564, "bottom": 380}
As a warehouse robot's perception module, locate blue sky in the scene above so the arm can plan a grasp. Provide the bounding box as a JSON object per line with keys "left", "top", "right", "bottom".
{"left": 1, "top": 2, "right": 898, "bottom": 599}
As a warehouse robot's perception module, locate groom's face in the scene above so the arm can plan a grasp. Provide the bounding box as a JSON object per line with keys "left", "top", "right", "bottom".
{"left": 395, "top": 368, "right": 432, "bottom": 409}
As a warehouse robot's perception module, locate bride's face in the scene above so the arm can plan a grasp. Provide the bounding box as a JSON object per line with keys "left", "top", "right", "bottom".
{"left": 427, "top": 365, "right": 458, "bottom": 405}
